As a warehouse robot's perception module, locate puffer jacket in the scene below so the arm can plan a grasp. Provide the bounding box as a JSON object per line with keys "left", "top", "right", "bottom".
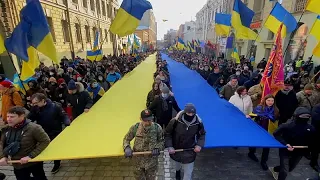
{"left": 296, "top": 91, "right": 317, "bottom": 111}
{"left": 1, "top": 87, "right": 24, "bottom": 122}
{"left": 229, "top": 92, "right": 253, "bottom": 115}
{"left": 165, "top": 111, "right": 206, "bottom": 164}
{"left": 219, "top": 82, "right": 238, "bottom": 100}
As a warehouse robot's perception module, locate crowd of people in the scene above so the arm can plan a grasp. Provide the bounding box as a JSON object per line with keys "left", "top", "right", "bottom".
{"left": 0, "top": 49, "right": 319, "bottom": 180}
{"left": 0, "top": 52, "right": 151, "bottom": 180}
{"left": 168, "top": 50, "right": 320, "bottom": 180}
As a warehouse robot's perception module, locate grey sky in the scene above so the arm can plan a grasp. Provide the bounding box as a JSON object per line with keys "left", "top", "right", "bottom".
{"left": 119, "top": 0, "right": 207, "bottom": 40}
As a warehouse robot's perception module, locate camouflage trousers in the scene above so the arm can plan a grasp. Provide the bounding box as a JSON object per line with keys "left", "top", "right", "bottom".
{"left": 134, "top": 165, "right": 157, "bottom": 180}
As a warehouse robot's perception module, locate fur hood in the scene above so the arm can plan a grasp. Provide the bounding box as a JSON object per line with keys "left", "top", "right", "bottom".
{"left": 75, "top": 82, "right": 85, "bottom": 92}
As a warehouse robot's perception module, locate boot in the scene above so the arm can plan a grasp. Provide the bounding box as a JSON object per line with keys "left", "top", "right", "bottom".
{"left": 176, "top": 170, "right": 181, "bottom": 180}
{"left": 248, "top": 152, "right": 259, "bottom": 162}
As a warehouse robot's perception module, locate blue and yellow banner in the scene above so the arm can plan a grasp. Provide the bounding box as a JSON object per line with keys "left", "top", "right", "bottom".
{"left": 231, "top": 47, "right": 240, "bottom": 63}
{"left": 231, "top": 0, "right": 258, "bottom": 40}
{"left": 31, "top": 54, "right": 156, "bottom": 161}
{"left": 306, "top": 0, "right": 320, "bottom": 14}
{"left": 215, "top": 13, "right": 231, "bottom": 36}
{"left": 177, "top": 37, "right": 185, "bottom": 50}
{"left": 110, "top": 0, "right": 152, "bottom": 37}
{"left": 87, "top": 31, "right": 103, "bottom": 61}
{"left": 264, "top": 2, "right": 297, "bottom": 37}
{"left": 310, "top": 15, "right": 320, "bottom": 41}
{"left": 0, "top": 34, "right": 5, "bottom": 54}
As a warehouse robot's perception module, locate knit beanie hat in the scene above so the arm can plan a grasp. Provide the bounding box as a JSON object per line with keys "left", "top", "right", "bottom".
{"left": 49, "top": 77, "right": 57, "bottom": 83}
{"left": 0, "top": 80, "right": 12, "bottom": 88}
{"left": 304, "top": 84, "right": 314, "bottom": 91}
{"left": 68, "top": 80, "right": 77, "bottom": 90}
{"left": 57, "top": 78, "right": 65, "bottom": 85}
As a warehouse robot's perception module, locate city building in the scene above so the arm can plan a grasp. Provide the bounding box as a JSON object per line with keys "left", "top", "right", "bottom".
{"left": 236, "top": 0, "right": 319, "bottom": 66}
{"left": 177, "top": 24, "right": 185, "bottom": 40}
{"left": 195, "top": 0, "right": 234, "bottom": 42}
{"left": 163, "top": 29, "right": 177, "bottom": 47}
{"left": 135, "top": 10, "right": 157, "bottom": 51}
{"left": 182, "top": 21, "right": 196, "bottom": 43}
{"left": 0, "top": 0, "right": 119, "bottom": 78}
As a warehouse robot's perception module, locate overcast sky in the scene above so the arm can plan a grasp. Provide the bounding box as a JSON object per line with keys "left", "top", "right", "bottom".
{"left": 119, "top": 0, "right": 208, "bottom": 40}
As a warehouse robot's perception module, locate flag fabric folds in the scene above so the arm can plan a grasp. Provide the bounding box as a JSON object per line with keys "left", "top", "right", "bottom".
{"left": 261, "top": 24, "right": 285, "bottom": 101}
{"left": 313, "top": 41, "right": 320, "bottom": 57}
{"left": 162, "top": 53, "right": 284, "bottom": 148}
{"left": 177, "top": 37, "right": 185, "bottom": 50}
{"left": 20, "top": 47, "right": 40, "bottom": 81}
{"left": 87, "top": 31, "right": 102, "bottom": 61}
{"left": 215, "top": 13, "right": 231, "bottom": 36}
{"left": 310, "top": 15, "right": 320, "bottom": 41}
{"left": 0, "top": 34, "right": 5, "bottom": 54}
{"left": 109, "top": 0, "right": 152, "bottom": 37}
{"left": 226, "top": 37, "right": 234, "bottom": 49}
{"left": 31, "top": 55, "right": 156, "bottom": 162}
{"left": 6, "top": 0, "right": 57, "bottom": 63}
{"left": 13, "top": 73, "right": 26, "bottom": 94}
{"left": 231, "top": 0, "right": 258, "bottom": 40}
{"left": 231, "top": 47, "right": 240, "bottom": 63}
{"left": 133, "top": 34, "right": 140, "bottom": 49}
{"left": 306, "top": 0, "right": 320, "bottom": 14}
{"left": 264, "top": 2, "right": 297, "bottom": 37}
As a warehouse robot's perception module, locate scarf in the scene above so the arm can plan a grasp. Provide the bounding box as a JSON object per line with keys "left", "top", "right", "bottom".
{"left": 87, "top": 85, "right": 101, "bottom": 99}
{"left": 13, "top": 119, "right": 27, "bottom": 129}
{"left": 253, "top": 105, "right": 276, "bottom": 122}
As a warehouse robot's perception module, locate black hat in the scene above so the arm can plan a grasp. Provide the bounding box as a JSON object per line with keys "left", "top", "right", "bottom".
{"left": 284, "top": 78, "right": 292, "bottom": 86}
{"left": 184, "top": 103, "right": 196, "bottom": 114}
{"left": 140, "top": 109, "right": 154, "bottom": 121}
{"left": 294, "top": 107, "right": 311, "bottom": 118}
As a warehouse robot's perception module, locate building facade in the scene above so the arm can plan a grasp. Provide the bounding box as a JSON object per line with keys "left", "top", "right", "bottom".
{"left": 0, "top": 0, "right": 119, "bottom": 78}
{"left": 163, "top": 29, "right": 177, "bottom": 48}
{"left": 182, "top": 21, "right": 196, "bottom": 43}
{"left": 135, "top": 10, "right": 157, "bottom": 51}
{"left": 236, "top": 0, "right": 319, "bottom": 66}
{"left": 195, "top": 0, "right": 234, "bottom": 42}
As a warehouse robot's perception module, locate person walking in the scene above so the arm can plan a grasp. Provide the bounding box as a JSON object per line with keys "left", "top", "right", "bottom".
{"left": 165, "top": 103, "right": 206, "bottom": 180}
{"left": 270, "top": 107, "right": 316, "bottom": 180}
{"left": 148, "top": 86, "right": 180, "bottom": 128}
{"left": 0, "top": 107, "right": 50, "bottom": 180}
{"left": 67, "top": 80, "right": 93, "bottom": 119}
{"left": 219, "top": 76, "right": 239, "bottom": 101}
{"left": 28, "top": 93, "right": 70, "bottom": 173}
{"left": 249, "top": 94, "right": 279, "bottom": 170}
{"left": 229, "top": 86, "right": 253, "bottom": 118}
{"left": 123, "top": 109, "right": 163, "bottom": 180}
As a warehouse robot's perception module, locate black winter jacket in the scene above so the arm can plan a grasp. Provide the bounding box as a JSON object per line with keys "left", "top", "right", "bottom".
{"left": 165, "top": 111, "right": 206, "bottom": 164}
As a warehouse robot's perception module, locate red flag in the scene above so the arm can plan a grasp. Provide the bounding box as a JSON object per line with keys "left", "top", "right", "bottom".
{"left": 260, "top": 24, "right": 285, "bottom": 103}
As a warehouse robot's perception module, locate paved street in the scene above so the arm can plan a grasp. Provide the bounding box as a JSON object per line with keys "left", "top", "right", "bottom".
{"left": 0, "top": 148, "right": 317, "bottom": 180}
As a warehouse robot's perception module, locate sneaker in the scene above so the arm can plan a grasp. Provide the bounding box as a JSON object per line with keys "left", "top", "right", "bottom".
{"left": 51, "top": 164, "right": 61, "bottom": 174}
{"left": 176, "top": 170, "right": 181, "bottom": 180}
{"left": 261, "top": 162, "right": 268, "bottom": 171}
{"left": 269, "top": 167, "right": 278, "bottom": 180}
{"left": 248, "top": 153, "right": 259, "bottom": 162}
{"left": 0, "top": 173, "right": 5, "bottom": 180}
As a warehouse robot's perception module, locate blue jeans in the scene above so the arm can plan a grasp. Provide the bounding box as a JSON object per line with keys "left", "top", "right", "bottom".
{"left": 174, "top": 160, "right": 194, "bottom": 180}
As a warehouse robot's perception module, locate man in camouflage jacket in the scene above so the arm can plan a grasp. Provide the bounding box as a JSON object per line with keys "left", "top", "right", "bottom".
{"left": 123, "top": 109, "right": 164, "bottom": 180}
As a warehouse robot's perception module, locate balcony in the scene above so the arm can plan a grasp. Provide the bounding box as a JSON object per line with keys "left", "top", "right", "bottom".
{"left": 252, "top": 11, "right": 262, "bottom": 22}
{"left": 294, "top": 0, "right": 307, "bottom": 12}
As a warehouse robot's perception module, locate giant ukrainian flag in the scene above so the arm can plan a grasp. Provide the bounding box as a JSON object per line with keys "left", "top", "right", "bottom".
{"left": 264, "top": 2, "right": 297, "bottom": 37}
{"left": 110, "top": 0, "right": 152, "bottom": 37}
{"left": 5, "top": 0, "right": 57, "bottom": 64}
{"left": 306, "top": 0, "right": 320, "bottom": 14}
{"left": 215, "top": 13, "right": 231, "bottom": 36}
{"left": 231, "top": 0, "right": 258, "bottom": 40}
{"left": 29, "top": 54, "right": 156, "bottom": 161}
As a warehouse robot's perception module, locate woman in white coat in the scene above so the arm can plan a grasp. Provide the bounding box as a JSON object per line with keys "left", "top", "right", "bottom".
{"left": 229, "top": 86, "right": 253, "bottom": 118}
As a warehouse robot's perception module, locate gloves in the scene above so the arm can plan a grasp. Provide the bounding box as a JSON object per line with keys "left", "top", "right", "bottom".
{"left": 124, "top": 146, "right": 133, "bottom": 158}
{"left": 151, "top": 148, "right": 160, "bottom": 157}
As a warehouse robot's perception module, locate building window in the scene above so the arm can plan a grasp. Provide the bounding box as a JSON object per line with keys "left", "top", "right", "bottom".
{"left": 75, "top": 23, "right": 82, "bottom": 43}
{"left": 61, "top": 20, "right": 70, "bottom": 42}
{"left": 102, "top": 1, "right": 106, "bottom": 16}
{"left": 72, "top": 0, "right": 78, "bottom": 3}
{"left": 107, "top": 4, "right": 111, "bottom": 18}
{"left": 109, "top": 31, "right": 113, "bottom": 42}
{"left": 114, "top": 7, "right": 117, "bottom": 17}
{"left": 46, "top": 17, "right": 56, "bottom": 42}
{"left": 85, "top": 25, "right": 90, "bottom": 42}
{"left": 83, "top": 0, "right": 88, "bottom": 8}
{"left": 90, "top": 0, "right": 95, "bottom": 11}
{"left": 187, "top": 26, "right": 191, "bottom": 30}
{"left": 295, "top": 0, "right": 307, "bottom": 12}
{"left": 267, "top": 30, "right": 274, "bottom": 40}
{"left": 265, "top": 48, "right": 271, "bottom": 59}
{"left": 62, "top": 0, "right": 67, "bottom": 6}
{"left": 105, "top": 29, "right": 108, "bottom": 42}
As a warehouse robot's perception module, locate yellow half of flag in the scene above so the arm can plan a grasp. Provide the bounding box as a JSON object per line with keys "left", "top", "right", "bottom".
{"left": 306, "top": 0, "right": 320, "bottom": 14}
{"left": 20, "top": 47, "right": 40, "bottom": 81}
{"left": 0, "top": 34, "right": 5, "bottom": 54}
{"left": 32, "top": 54, "right": 156, "bottom": 162}
{"left": 313, "top": 41, "right": 320, "bottom": 57}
